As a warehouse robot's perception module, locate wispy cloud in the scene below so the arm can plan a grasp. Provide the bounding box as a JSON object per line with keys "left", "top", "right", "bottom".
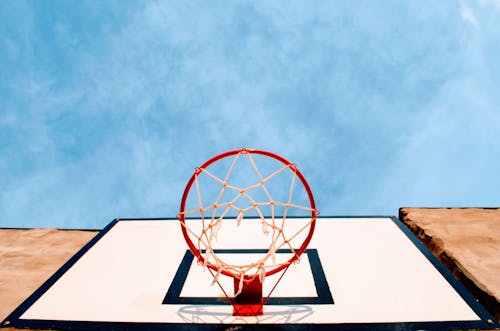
{"left": 460, "top": 1, "right": 479, "bottom": 27}
{"left": 1, "top": 1, "right": 499, "bottom": 228}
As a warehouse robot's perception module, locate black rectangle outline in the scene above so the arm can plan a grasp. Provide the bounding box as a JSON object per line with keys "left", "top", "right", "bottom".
{"left": 1, "top": 216, "right": 498, "bottom": 331}
{"left": 162, "top": 248, "right": 334, "bottom": 305}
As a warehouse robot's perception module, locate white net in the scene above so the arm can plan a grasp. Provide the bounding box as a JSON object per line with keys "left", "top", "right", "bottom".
{"left": 179, "top": 150, "right": 317, "bottom": 294}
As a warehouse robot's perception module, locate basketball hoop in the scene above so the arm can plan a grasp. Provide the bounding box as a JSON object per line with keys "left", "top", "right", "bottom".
{"left": 178, "top": 148, "right": 317, "bottom": 316}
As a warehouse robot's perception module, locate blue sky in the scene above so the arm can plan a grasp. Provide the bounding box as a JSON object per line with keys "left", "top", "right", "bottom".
{"left": 1, "top": 1, "right": 499, "bottom": 229}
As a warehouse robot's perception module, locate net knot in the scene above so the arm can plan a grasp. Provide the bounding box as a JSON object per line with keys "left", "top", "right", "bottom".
{"left": 211, "top": 265, "right": 223, "bottom": 286}
{"left": 258, "top": 264, "right": 266, "bottom": 282}
{"left": 235, "top": 271, "right": 245, "bottom": 297}
{"left": 236, "top": 211, "right": 244, "bottom": 226}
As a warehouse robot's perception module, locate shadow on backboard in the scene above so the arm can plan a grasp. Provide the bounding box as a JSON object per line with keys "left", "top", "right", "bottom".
{"left": 177, "top": 304, "right": 314, "bottom": 325}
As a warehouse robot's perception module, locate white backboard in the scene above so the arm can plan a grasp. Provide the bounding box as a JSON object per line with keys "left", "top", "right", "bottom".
{"left": 2, "top": 217, "right": 495, "bottom": 331}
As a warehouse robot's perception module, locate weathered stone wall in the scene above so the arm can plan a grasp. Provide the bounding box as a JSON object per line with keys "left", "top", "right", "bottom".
{"left": 399, "top": 208, "right": 500, "bottom": 323}
{"left": 0, "top": 228, "right": 97, "bottom": 327}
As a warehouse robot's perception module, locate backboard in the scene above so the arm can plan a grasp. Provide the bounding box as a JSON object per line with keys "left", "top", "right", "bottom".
{"left": 1, "top": 216, "right": 496, "bottom": 330}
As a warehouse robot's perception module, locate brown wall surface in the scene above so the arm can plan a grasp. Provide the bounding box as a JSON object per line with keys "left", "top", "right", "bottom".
{"left": 0, "top": 228, "right": 97, "bottom": 327}
{"left": 399, "top": 208, "right": 500, "bottom": 323}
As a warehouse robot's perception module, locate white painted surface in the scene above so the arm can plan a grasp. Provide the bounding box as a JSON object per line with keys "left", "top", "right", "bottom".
{"left": 21, "top": 218, "right": 480, "bottom": 324}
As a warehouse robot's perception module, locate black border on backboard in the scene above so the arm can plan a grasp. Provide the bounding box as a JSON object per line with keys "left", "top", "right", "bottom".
{"left": 162, "top": 248, "right": 334, "bottom": 305}
{"left": 1, "top": 217, "right": 498, "bottom": 331}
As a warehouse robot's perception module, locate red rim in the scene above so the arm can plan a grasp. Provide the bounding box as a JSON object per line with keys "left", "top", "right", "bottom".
{"left": 179, "top": 148, "right": 317, "bottom": 279}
